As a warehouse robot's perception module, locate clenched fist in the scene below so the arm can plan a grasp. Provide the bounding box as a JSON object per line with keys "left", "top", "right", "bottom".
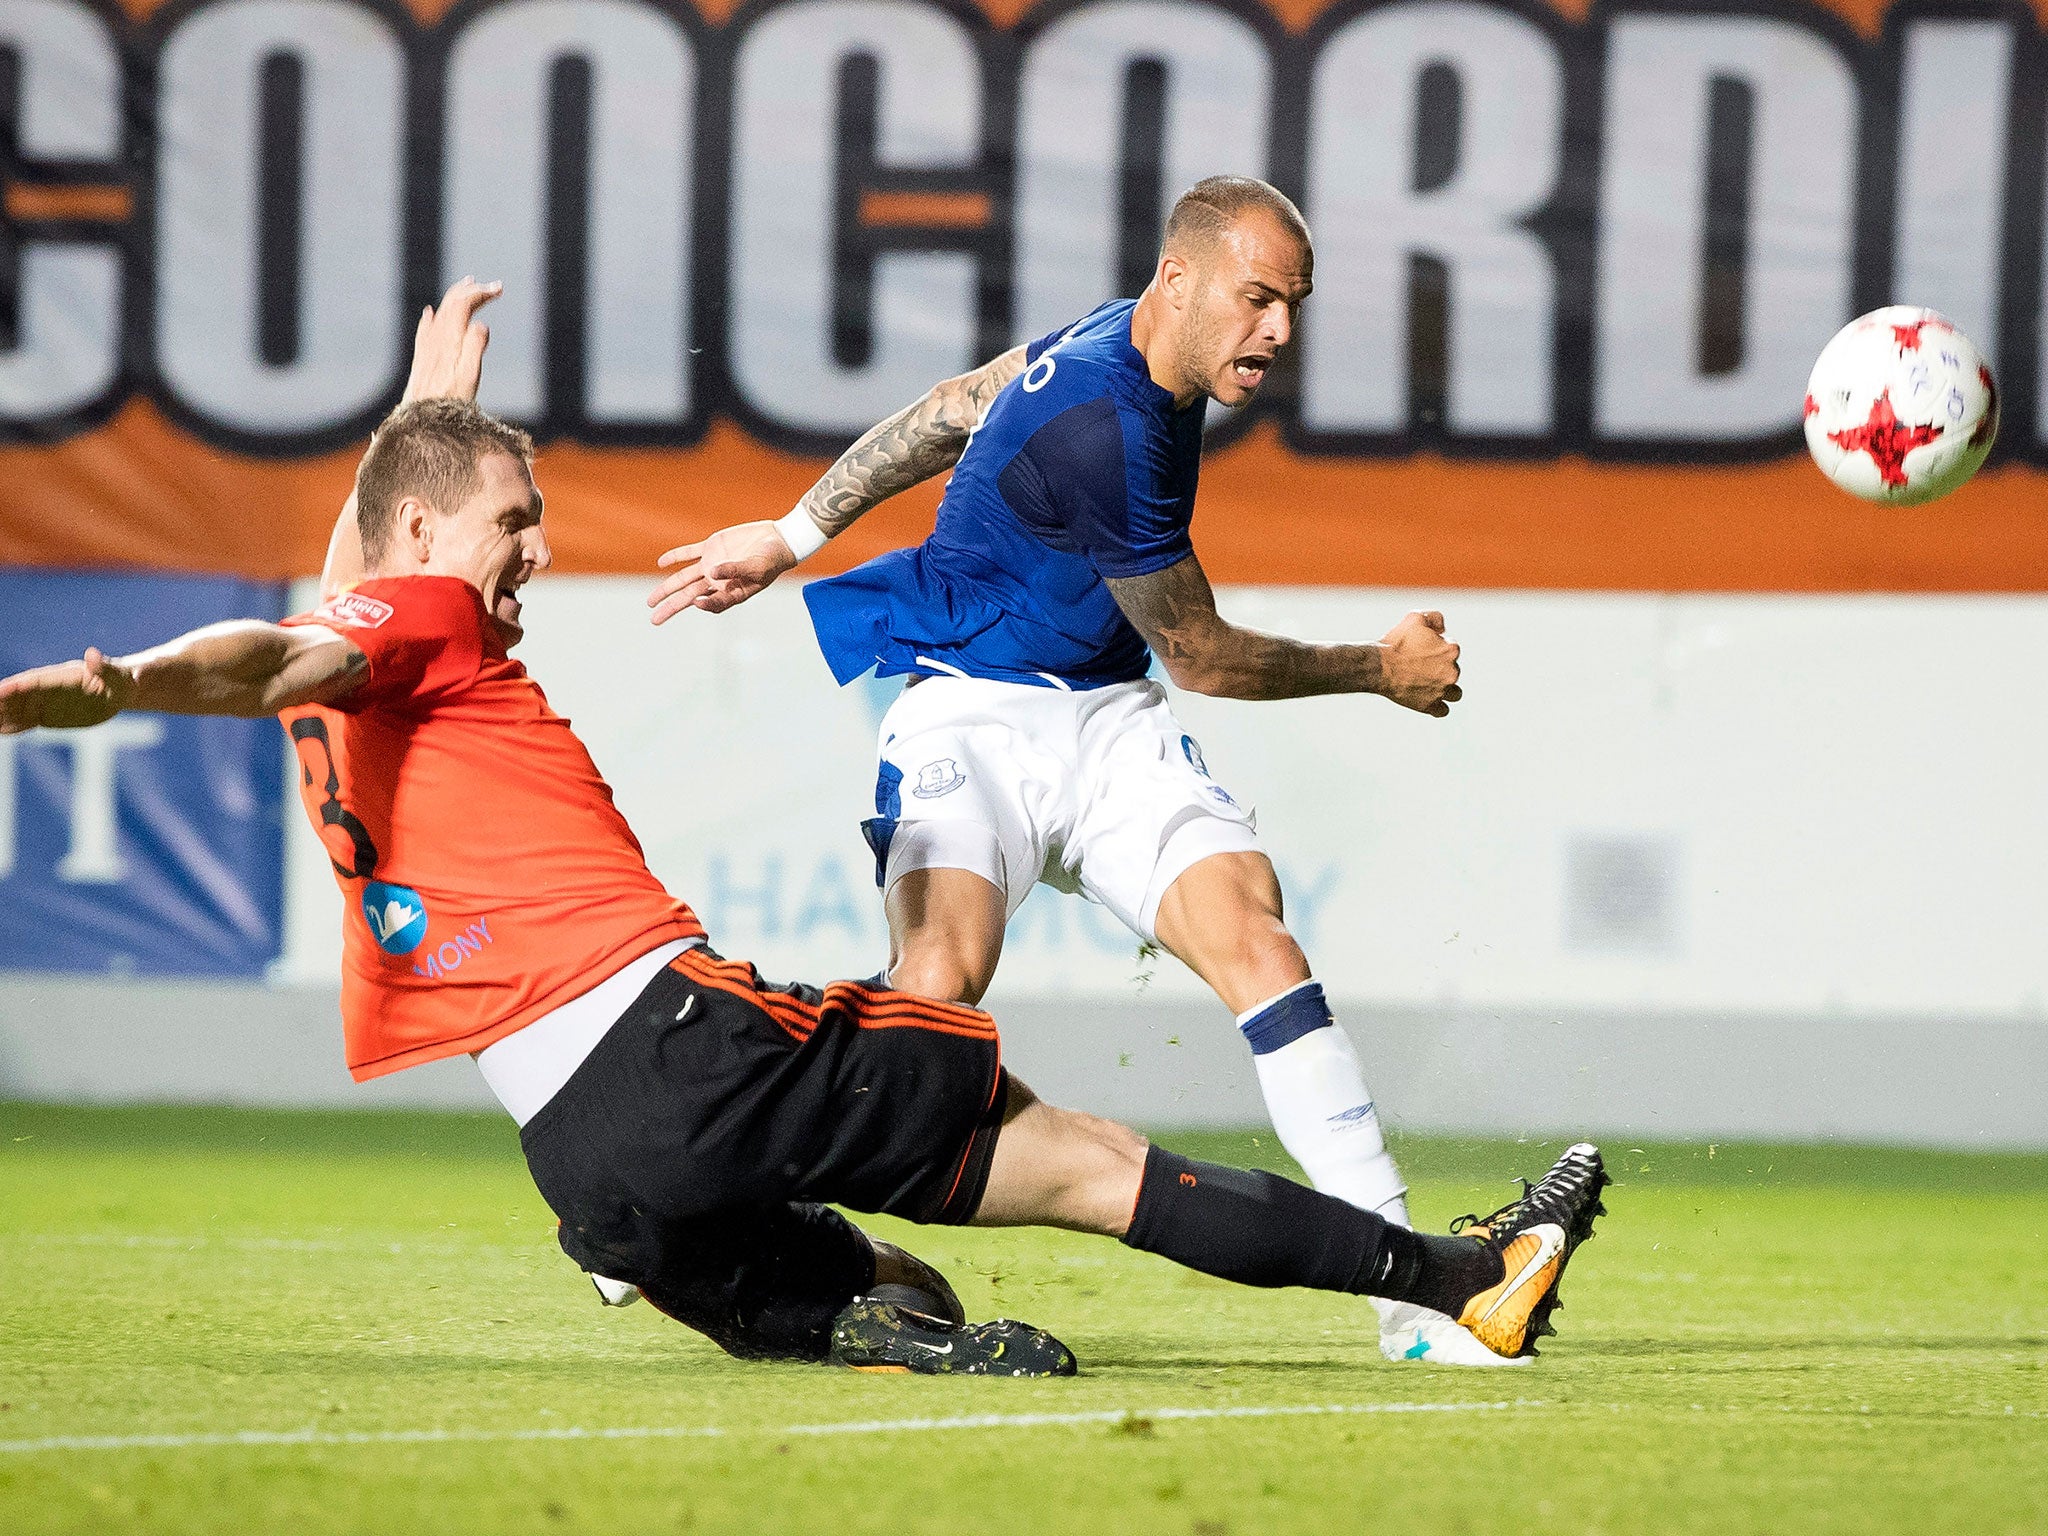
{"left": 1376, "top": 610, "right": 1463, "bottom": 717}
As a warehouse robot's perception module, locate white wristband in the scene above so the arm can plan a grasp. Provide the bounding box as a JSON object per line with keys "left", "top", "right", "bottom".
{"left": 773, "top": 508, "right": 830, "bottom": 564}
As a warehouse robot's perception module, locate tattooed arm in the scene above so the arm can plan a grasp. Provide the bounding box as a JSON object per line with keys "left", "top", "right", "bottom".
{"left": 796, "top": 346, "right": 1029, "bottom": 538}
{"left": 647, "top": 346, "right": 1030, "bottom": 622}
{"left": 1105, "top": 555, "right": 1464, "bottom": 715}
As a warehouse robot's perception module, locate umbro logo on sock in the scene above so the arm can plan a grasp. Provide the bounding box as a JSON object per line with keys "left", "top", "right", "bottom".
{"left": 1327, "top": 1102, "right": 1377, "bottom": 1126}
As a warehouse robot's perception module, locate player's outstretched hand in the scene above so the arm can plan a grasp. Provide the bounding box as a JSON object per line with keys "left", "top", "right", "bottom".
{"left": 1377, "top": 610, "right": 1463, "bottom": 718}
{"left": 648, "top": 521, "right": 798, "bottom": 623}
{"left": 402, "top": 277, "right": 501, "bottom": 404}
{"left": 0, "top": 648, "right": 133, "bottom": 734}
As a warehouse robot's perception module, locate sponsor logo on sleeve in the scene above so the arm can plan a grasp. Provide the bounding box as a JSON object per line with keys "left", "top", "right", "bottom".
{"left": 318, "top": 592, "right": 396, "bottom": 631}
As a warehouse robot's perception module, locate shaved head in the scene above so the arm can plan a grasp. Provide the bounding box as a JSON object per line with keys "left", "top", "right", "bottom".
{"left": 1140, "top": 175, "right": 1313, "bottom": 407}
{"left": 1161, "top": 175, "right": 1311, "bottom": 269}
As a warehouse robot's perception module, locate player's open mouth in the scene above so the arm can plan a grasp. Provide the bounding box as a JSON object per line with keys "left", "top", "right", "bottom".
{"left": 1232, "top": 356, "right": 1270, "bottom": 388}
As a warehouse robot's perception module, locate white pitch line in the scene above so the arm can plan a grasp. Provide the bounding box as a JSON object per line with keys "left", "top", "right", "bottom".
{"left": 0, "top": 1400, "right": 1531, "bottom": 1457}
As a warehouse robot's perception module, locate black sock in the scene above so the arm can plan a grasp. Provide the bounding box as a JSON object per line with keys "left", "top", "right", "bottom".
{"left": 1122, "top": 1147, "right": 1502, "bottom": 1312}
{"left": 1375, "top": 1225, "right": 1507, "bottom": 1318}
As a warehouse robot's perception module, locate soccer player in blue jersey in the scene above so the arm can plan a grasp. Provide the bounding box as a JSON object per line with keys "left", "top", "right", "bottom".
{"left": 650, "top": 177, "right": 1491, "bottom": 1364}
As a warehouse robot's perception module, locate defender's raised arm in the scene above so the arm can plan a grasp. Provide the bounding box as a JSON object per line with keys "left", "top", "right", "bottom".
{"left": 4, "top": 278, "right": 516, "bottom": 738}
{"left": 321, "top": 278, "right": 503, "bottom": 602}
{"left": 0, "top": 623, "right": 366, "bottom": 734}
{"left": 646, "top": 343, "right": 1029, "bottom": 623}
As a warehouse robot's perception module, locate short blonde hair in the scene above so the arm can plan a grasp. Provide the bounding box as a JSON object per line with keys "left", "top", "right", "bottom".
{"left": 355, "top": 399, "right": 535, "bottom": 564}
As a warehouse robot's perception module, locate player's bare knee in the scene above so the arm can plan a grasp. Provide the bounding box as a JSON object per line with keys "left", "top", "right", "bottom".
{"left": 885, "top": 950, "right": 989, "bottom": 1006}
{"left": 1077, "top": 1108, "right": 1147, "bottom": 1170}
{"left": 884, "top": 869, "right": 1005, "bottom": 1004}
{"left": 1209, "top": 920, "right": 1308, "bottom": 1004}
{"left": 1094, "top": 1121, "right": 1150, "bottom": 1238}
{"left": 1056, "top": 1108, "right": 1148, "bottom": 1237}
{"left": 885, "top": 923, "right": 997, "bottom": 1004}
{"left": 1252, "top": 925, "right": 1309, "bottom": 989}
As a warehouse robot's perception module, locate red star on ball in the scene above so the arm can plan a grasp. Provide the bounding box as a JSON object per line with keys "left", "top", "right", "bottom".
{"left": 1889, "top": 317, "right": 1952, "bottom": 353}
{"left": 1827, "top": 390, "right": 1942, "bottom": 488}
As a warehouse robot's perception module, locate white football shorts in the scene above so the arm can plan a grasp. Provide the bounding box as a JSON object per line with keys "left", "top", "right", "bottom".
{"left": 865, "top": 675, "right": 1262, "bottom": 942}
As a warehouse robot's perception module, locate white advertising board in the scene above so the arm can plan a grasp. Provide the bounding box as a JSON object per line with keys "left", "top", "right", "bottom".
{"left": 276, "top": 579, "right": 2048, "bottom": 1022}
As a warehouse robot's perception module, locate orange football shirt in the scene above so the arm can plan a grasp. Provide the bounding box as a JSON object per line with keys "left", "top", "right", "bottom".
{"left": 279, "top": 575, "right": 704, "bottom": 1079}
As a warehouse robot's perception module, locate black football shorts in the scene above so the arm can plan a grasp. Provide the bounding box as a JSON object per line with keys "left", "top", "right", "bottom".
{"left": 518, "top": 946, "right": 1008, "bottom": 1357}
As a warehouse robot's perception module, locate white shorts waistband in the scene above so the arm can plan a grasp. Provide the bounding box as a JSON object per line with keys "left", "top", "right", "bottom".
{"left": 476, "top": 938, "right": 698, "bottom": 1127}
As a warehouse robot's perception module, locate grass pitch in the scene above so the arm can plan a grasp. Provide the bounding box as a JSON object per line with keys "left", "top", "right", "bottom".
{"left": 1, "top": 1105, "right": 2043, "bottom": 1536}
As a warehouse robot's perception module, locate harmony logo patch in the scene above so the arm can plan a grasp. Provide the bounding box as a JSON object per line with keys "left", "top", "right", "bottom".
{"left": 413, "top": 918, "right": 495, "bottom": 981}
{"left": 911, "top": 759, "right": 966, "bottom": 799}
{"left": 360, "top": 882, "right": 428, "bottom": 955}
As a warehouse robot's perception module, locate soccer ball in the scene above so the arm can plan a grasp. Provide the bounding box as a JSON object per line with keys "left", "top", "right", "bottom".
{"left": 1803, "top": 306, "right": 1998, "bottom": 505}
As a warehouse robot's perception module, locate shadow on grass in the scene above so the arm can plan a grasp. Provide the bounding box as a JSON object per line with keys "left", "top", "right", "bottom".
{"left": 244, "top": 1346, "right": 1396, "bottom": 1381}
{"left": 1071, "top": 1357, "right": 1388, "bottom": 1374}
{"left": 1573, "top": 1336, "right": 2046, "bottom": 1357}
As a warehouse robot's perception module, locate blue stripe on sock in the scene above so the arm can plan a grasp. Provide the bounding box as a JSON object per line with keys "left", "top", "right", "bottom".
{"left": 1238, "top": 982, "right": 1333, "bottom": 1055}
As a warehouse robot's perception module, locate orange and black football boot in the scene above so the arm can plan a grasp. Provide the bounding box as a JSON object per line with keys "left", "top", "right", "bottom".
{"left": 1448, "top": 1142, "right": 1610, "bottom": 1358}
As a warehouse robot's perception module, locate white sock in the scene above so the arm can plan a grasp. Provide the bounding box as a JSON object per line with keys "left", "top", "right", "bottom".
{"left": 1237, "top": 984, "right": 1411, "bottom": 1228}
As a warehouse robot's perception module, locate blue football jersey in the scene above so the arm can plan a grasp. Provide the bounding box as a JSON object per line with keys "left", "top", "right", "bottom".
{"left": 804, "top": 300, "right": 1204, "bottom": 689}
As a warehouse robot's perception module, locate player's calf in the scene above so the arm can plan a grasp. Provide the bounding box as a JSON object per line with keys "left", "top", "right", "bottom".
{"left": 1113, "top": 1138, "right": 1611, "bottom": 1360}
{"left": 970, "top": 1083, "right": 1149, "bottom": 1235}
{"left": 1154, "top": 856, "right": 1413, "bottom": 1223}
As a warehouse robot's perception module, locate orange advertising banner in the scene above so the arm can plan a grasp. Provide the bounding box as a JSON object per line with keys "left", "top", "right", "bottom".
{"left": 0, "top": 0, "right": 2043, "bottom": 590}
